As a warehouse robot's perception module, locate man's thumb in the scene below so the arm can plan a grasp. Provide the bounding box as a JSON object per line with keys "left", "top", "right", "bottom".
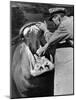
{"left": 44, "top": 21, "right": 47, "bottom": 27}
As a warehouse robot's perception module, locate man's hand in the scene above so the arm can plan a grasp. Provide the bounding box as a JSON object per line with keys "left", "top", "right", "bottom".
{"left": 36, "top": 46, "right": 45, "bottom": 56}
{"left": 36, "top": 21, "right": 48, "bottom": 32}
{"left": 67, "top": 40, "right": 74, "bottom": 48}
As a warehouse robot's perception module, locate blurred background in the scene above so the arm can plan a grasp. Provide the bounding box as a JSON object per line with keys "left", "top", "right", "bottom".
{"left": 10, "top": 1, "right": 74, "bottom": 39}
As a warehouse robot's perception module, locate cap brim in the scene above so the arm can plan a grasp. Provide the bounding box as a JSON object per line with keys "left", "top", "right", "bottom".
{"left": 49, "top": 10, "right": 66, "bottom": 20}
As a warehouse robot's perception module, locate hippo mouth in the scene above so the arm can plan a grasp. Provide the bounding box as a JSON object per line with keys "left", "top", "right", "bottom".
{"left": 30, "top": 54, "right": 54, "bottom": 77}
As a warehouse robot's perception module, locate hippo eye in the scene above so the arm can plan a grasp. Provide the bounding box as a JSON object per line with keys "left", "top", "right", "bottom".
{"left": 46, "top": 62, "right": 48, "bottom": 65}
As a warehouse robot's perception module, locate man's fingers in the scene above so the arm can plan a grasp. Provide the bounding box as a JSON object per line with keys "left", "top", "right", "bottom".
{"left": 57, "top": 28, "right": 67, "bottom": 33}
{"left": 60, "top": 31, "right": 67, "bottom": 33}
{"left": 56, "top": 29, "right": 67, "bottom": 34}
{"left": 36, "top": 22, "right": 45, "bottom": 26}
{"left": 36, "top": 23, "right": 41, "bottom": 28}
{"left": 59, "top": 26, "right": 66, "bottom": 31}
{"left": 36, "top": 22, "right": 42, "bottom": 25}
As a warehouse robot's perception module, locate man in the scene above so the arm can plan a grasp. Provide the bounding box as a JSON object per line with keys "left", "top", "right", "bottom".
{"left": 36, "top": 8, "right": 73, "bottom": 56}
{"left": 36, "top": 7, "right": 74, "bottom": 95}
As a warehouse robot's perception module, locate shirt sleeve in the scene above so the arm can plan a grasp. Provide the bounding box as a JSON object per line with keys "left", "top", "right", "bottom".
{"left": 47, "top": 26, "right": 70, "bottom": 45}
{"left": 42, "top": 25, "right": 71, "bottom": 52}
{"left": 56, "top": 24, "right": 72, "bottom": 41}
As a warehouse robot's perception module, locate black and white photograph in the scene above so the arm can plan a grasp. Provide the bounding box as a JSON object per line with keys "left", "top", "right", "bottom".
{"left": 10, "top": 1, "right": 74, "bottom": 99}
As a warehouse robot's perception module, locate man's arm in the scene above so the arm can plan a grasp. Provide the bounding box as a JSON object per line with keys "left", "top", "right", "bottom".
{"left": 36, "top": 30, "right": 70, "bottom": 56}
{"left": 43, "top": 31, "right": 70, "bottom": 52}
{"left": 36, "top": 21, "right": 73, "bottom": 56}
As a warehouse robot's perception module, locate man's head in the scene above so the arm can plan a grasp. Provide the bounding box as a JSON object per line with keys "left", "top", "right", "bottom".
{"left": 48, "top": 8, "right": 66, "bottom": 25}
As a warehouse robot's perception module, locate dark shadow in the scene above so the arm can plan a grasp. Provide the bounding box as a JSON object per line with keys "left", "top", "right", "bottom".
{"left": 5, "top": 95, "right": 10, "bottom": 98}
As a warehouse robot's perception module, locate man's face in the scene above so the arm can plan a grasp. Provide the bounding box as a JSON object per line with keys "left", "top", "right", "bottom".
{"left": 52, "top": 14, "right": 61, "bottom": 25}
